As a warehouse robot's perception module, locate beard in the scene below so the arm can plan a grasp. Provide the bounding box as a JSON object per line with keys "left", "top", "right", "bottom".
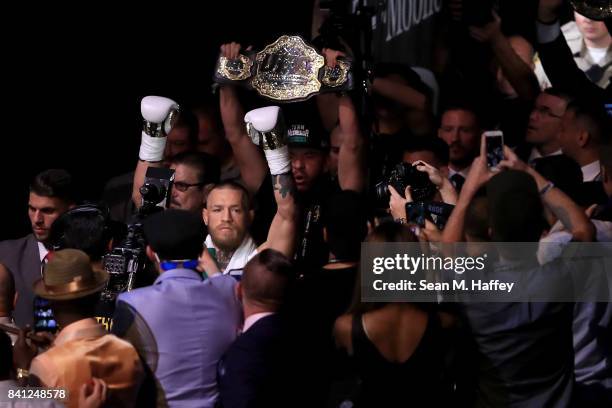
{"left": 211, "top": 226, "right": 245, "bottom": 252}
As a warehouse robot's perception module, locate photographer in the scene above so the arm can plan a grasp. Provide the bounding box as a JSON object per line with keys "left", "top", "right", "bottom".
{"left": 46, "top": 203, "right": 139, "bottom": 330}
{"left": 105, "top": 108, "right": 199, "bottom": 223}
{"left": 388, "top": 160, "right": 457, "bottom": 241}
{"left": 131, "top": 97, "right": 221, "bottom": 216}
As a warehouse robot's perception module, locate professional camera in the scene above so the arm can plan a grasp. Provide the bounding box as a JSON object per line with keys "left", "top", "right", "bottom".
{"left": 101, "top": 167, "right": 173, "bottom": 303}
{"left": 375, "top": 162, "right": 437, "bottom": 206}
{"left": 98, "top": 96, "right": 180, "bottom": 305}
{"left": 139, "top": 167, "right": 175, "bottom": 214}
{"left": 100, "top": 223, "right": 146, "bottom": 303}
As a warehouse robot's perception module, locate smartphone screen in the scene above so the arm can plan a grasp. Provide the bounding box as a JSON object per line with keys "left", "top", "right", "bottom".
{"left": 33, "top": 296, "right": 58, "bottom": 333}
{"left": 605, "top": 104, "right": 612, "bottom": 117}
{"left": 485, "top": 131, "right": 504, "bottom": 169}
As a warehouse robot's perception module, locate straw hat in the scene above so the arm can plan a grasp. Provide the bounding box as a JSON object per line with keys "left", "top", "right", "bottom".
{"left": 33, "top": 249, "right": 108, "bottom": 300}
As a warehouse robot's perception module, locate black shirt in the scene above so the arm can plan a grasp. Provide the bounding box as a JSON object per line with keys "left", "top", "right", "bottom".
{"left": 294, "top": 175, "right": 339, "bottom": 272}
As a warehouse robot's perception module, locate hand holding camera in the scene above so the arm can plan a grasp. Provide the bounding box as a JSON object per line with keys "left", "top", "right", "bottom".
{"left": 413, "top": 161, "right": 458, "bottom": 205}
{"left": 388, "top": 184, "right": 413, "bottom": 222}
{"left": 376, "top": 162, "right": 437, "bottom": 207}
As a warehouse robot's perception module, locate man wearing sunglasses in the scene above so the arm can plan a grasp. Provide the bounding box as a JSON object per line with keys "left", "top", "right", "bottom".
{"left": 169, "top": 151, "right": 220, "bottom": 214}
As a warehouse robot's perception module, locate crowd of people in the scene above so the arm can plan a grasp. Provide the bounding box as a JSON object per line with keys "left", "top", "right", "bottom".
{"left": 0, "top": 0, "right": 611, "bottom": 407}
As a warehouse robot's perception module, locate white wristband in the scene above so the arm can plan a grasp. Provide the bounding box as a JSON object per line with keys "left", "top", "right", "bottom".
{"left": 139, "top": 132, "right": 167, "bottom": 162}
{"left": 264, "top": 146, "right": 291, "bottom": 175}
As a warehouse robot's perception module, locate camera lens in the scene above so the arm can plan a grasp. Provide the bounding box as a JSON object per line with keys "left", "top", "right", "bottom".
{"left": 139, "top": 182, "right": 166, "bottom": 205}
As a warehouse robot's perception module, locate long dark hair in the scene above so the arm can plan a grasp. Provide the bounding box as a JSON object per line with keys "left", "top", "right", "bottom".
{"left": 347, "top": 222, "right": 418, "bottom": 315}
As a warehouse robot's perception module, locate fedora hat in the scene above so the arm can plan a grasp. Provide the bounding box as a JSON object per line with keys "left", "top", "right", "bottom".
{"left": 34, "top": 249, "right": 108, "bottom": 300}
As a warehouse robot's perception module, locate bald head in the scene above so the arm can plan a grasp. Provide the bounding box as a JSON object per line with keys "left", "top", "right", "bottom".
{"left": 241, "top": 249, "right": 293, "bottom": 311}
{"left": 0, "top": 264, "right": 15, "bottom": 316}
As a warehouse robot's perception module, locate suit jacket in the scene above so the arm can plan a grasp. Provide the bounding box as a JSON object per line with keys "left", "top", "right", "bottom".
{"left": 112, "top": 269, "right": 242, "bottom": 408}
{"left": 217, "top": 314, "right": 292, "bottom": 408}
{"left": 0, "top": 234, "right": 42, "bottom": 326}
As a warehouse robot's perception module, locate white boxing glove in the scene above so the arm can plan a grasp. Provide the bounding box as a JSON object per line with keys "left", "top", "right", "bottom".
{"left": 139, "top": 96, "right": 180, "bottom": 162}
{"left": 244, "top": 106, "right": 281, "bottom": 133}
{"left": 244, "top": 106, "right": 290, "bottom": 175}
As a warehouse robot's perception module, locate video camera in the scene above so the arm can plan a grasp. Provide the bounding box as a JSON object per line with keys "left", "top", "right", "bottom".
{"left": 100, "top": 167, "right": 175, "bottom": 302}
{"left": 100, "top": 223, "right": 146, "bottom": 302}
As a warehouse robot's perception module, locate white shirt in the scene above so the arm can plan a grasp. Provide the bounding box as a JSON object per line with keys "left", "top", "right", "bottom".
{"left": 205, "top": 234, "right": 258, "bottom": 277}
{"left": 448, "top": 165, "right": 470, "bottom": 180}
{"left": 37, "top": 241, "right": 48, "bottom": 263}
{"left": 538, "top": 219, "right": 612, "bottom": 265}
{"left": 581, "top": 160, "right": 601, "bottom": 182}
{"left": 242, "top": 312, "right": 275, "bottom": 333}
{"left": 37, "top": 241, "right": 49, "bottom": 278}
{"left": 587, "top": 46, "right": 608, "bottom": 65}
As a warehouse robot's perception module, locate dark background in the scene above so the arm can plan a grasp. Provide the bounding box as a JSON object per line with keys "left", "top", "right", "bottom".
{"left": 2, "top": 2, "right": 314, "bottom": 240}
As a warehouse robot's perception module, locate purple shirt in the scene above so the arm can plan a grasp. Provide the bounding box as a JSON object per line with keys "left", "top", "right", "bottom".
{"left": 113, "top": 269, "right": 242, "bottom": 408}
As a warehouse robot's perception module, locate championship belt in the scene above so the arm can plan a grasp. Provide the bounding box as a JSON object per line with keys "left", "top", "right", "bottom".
{"left": 214, "top": 35, "right": 353, "bottom": 102}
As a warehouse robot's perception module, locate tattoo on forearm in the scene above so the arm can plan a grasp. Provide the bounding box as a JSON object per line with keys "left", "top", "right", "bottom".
{"left": 272, "top": 173, "right": 296, "bottom": 199}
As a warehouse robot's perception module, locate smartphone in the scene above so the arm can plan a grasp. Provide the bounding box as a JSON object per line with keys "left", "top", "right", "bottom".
{"left": 605, "top": 104, "right": 612, "bottom": 117}
{"left": 33, "top": 296, "right": 58, "bottom": 333}
{"left": 484, "top": 130, "right": 504, "bottom": 170}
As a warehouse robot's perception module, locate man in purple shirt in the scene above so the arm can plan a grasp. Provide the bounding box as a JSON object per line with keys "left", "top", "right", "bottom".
{"left": 112, "top": 209, "right": 242, "bottom": 408}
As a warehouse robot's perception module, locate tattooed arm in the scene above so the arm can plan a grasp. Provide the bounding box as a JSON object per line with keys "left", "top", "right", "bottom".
{"left": 258, "top": 172, "right": 299, "bottom": 257}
